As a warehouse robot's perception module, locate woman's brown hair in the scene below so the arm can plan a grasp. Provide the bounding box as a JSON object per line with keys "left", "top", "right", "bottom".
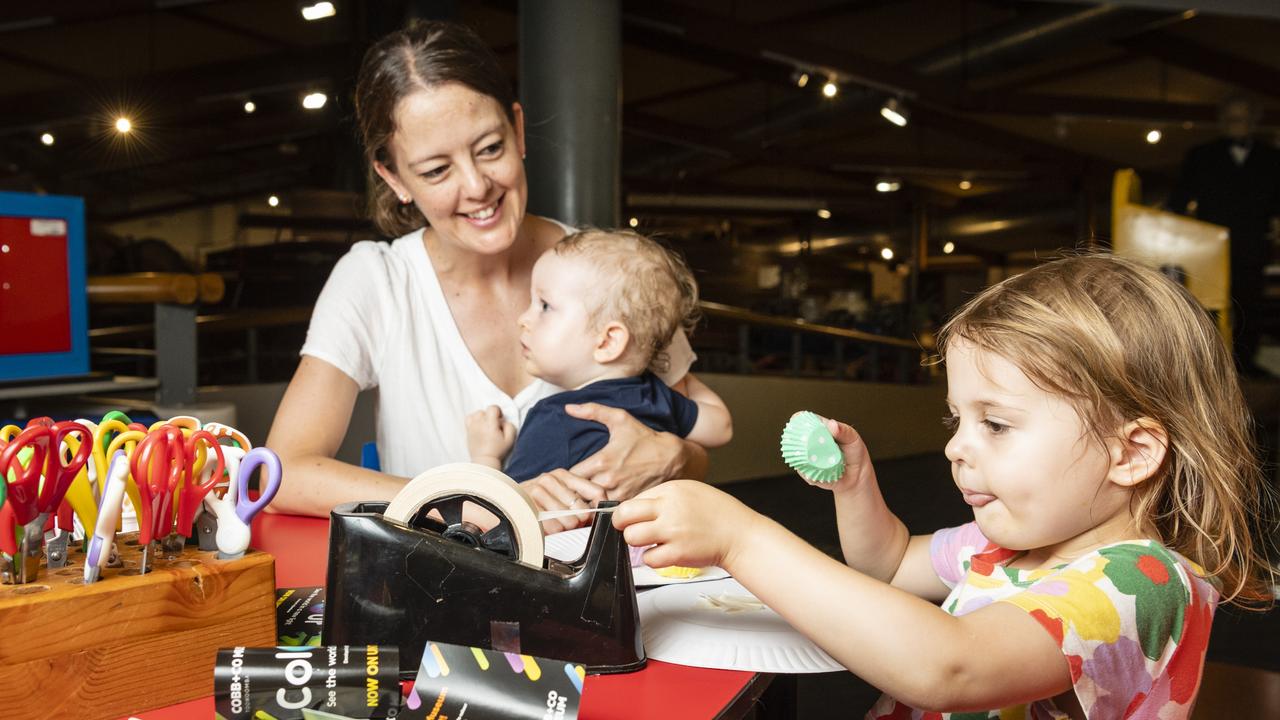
{"left": 354, "top": 20, "right": 516, "bottom": 237}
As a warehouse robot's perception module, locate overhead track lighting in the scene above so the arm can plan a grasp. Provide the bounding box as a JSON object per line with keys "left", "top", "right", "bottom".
{"left": 880, "top": 247, "right": 895, "bottom": 261}
{"left": 300, "top": 2, "right": 336, "bottom": 21}
{"left": 792, "top": 70, "right": 810, "bottom": 88}
{"left": 943, "top": 241, "right": 955, "bottom": 255}
{"left": 821, "top": 79, "right": 838, "bottom": 98}
{"left": 875, "top": 179, "right": 901, "bottom": 193}
{"left": 268, "top": 195, "right": 280, "bottom": 207}
{"left": 958, "top": 179, "right": 972, "bottom": 191}
{"left": 302, "top": 92, "right": 328, "bottom": 110}
{"left": 243, "top": 100, "right": 256, "bottom": 114}
{"left": 39, "top": 132, "right": 54, "bottom": 146}
{"left": 816, "top": 208, "right": 832, "bottom": 220}
{"left": 114, "top": 117, "right": 133, "bottom": 134}
{"left": 1145, "top": 129, "right": 1162, "bottom": 144}
{"left": 880, "top": 97, "right": 908, "bottom": 127}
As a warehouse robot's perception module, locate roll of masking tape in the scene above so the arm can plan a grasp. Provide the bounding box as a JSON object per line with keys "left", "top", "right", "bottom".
{"left": 383, "top": 463, "right": 545, "bottom": 567}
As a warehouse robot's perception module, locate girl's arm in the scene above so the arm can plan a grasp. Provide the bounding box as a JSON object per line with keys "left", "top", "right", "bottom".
{"left": 821, "top": 418, "right": 949, "bottom": 599}
{"left": 614, "top": 482, "right": 1072, "bottom": 713}
{"left": 265, "top": 356, "right": 409, "bottom": 517}
{"left": 682, "top": 373, "right": 733, "bottom": 448}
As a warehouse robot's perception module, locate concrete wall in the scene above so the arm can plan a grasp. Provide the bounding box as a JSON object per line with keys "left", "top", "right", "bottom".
{"left": 698, "top": 373, "right": 949, "bottom": 485}
{"left": 205, "top": 372, "right": 949, "bottom": 484}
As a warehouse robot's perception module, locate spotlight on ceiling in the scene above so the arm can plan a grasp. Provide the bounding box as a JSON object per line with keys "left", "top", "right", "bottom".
{"left": 821, "top": 79, "right": 838, "bottom": 98}
{"left": 792, "top": 70, "right": 809, "bottom": 88}
{"left": 875, "top": 179, "right": 901, "bottom": 193}
{"left": 114, "top": 117, "right": 133, "bottom": 134}
{"left": 880, "top": 247, "right": 895, "bottom": 261}
{"left": 1145, "top": 129, "right": 1162, "bottom": 144}
{"left": 268, "top": 195, "right": 280, "bottom": 208}
{"left": 880, "top": 97, "right": 908, "bottom": 127}
{"left": 628, "top": 217, "right": 639, "bottom": 228}
{"left": 942, "top": 241, "right": 956, "bottom": 255}
{"left": 958, "top": 179, "right": 972, "bottom": 191}
{"left": 302, "top": 92, "right": 328, "bottom": 110}
{"left": 816, "top": 208, "right": 832, "bottom": 220}
{"left": 39, "top": 132, "right": 54, "bottom": 146}
{"left": 300, "top": 2, "right": 336, "bottom": 21}
{"left": 243, "top": 100, "right": 256, "bottom": 114}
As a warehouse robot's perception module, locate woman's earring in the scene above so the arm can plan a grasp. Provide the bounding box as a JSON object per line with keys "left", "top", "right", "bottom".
{"left": 398, "top": 195, "right": 411, "bottom": 204}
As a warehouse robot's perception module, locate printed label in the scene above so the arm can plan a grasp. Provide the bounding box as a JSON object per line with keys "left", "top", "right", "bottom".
{"left": 214, "top": 645, "right": 400, "bottom": 719}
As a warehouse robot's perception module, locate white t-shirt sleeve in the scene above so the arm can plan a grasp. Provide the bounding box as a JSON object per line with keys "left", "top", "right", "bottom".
{"left": 300, "top": 242, "right": 394, "bottom": 391}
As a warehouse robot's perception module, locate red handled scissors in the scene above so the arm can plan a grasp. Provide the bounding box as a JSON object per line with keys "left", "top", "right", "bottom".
{"left": 130, "top": 426, "right": 225, "bottom": 572}
{"left": 0, "top": 419, "right": 92, "bottom": 583}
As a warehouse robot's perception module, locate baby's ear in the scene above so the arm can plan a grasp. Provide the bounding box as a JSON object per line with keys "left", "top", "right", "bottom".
{"left": 1107, "top": 418, "right": 1169, "bottom": 488}
{"left": 594, "top": 321, "right": 632, "bottom": 364}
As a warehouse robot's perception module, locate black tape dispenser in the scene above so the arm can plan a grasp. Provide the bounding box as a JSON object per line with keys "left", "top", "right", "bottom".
{"left": 322, "top": 463, "right": 646, "bottom": 677}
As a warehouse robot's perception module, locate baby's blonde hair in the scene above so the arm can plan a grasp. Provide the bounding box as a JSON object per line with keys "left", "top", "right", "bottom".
{"left": 937, "top": 253, "right": 1276, "bottom": 606}
{"left": 553, "top": 229, "right": 700, "bottom": 373}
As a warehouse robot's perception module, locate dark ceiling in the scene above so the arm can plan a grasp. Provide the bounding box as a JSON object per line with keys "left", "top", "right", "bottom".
{"left": 1, "top": 0, "right": 1278, "bottom": 265}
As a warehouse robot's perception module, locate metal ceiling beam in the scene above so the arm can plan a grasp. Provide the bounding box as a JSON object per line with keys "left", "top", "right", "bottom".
{"left": 1117, "top": 30, "right": 1280, "bottom": 102}
{"left": 0, "top": 43, "right": 352, "bottom": 135}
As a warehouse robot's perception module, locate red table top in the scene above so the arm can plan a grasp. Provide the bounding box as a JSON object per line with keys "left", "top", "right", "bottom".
{"left": 128, "top": 512, "right": 763, "bottom": 719}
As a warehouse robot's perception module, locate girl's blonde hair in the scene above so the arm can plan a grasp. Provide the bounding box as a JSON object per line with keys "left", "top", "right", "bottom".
{"left": 937, "top": 253, "right": 1276, "bottom": 606}
{"left": 554, "top": 229, "right": 700, "bottom": 373}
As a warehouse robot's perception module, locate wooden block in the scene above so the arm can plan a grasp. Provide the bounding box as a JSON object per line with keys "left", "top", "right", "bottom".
{"left": 0, "top": 534, "right": 276, "bottom": 720}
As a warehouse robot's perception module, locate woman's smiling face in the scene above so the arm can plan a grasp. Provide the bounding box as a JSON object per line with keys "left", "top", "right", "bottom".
{"left": 375, "top": 82, "right": 528, "bottom": 253}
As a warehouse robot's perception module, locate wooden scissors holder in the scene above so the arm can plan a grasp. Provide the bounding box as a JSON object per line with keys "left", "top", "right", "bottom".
{"left": 0, "top": 533, "right": 276, "bottom": 720}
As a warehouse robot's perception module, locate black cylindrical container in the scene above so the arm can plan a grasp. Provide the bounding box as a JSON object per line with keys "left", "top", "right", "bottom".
{"left": 214, "top": 645, "right": 400, "bottom": 719}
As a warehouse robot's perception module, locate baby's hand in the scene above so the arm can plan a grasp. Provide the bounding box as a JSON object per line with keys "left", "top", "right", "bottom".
{"left": 612, "top": 480, "right": 759, "bottom": 572}
{"left": 466, "top": 405, "right": 516, "bottom": 465}
{"left": 800, "top": 414, "right": 874, "bottom": 493}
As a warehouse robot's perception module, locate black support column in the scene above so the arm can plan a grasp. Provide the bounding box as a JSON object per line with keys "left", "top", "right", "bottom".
{"left": 518, "top": 0, "right": 621, "bottom": 228}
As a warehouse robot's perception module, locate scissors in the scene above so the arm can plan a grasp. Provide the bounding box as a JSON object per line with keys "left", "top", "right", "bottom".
{"left": 84, "top": 451, "right": 130, "bottom": 584}
{"left": 0, "top": 420, "right": 92, "bottom": 583}
{"left": 130, "top": 426, "right": 185, "bottom": 573}
{"left": 206, "top": 446, "right": 281, "bottom": 559}
{"left": 93, "top": 417, "right": 144, "bottom": 522}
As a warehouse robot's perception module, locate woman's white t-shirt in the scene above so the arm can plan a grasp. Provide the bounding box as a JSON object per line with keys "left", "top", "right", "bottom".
{"left": 301, "top": 223, "right": 697, "bottom": 479}
{"left": 300, "top": 228, "right": 562, "bottom": 478}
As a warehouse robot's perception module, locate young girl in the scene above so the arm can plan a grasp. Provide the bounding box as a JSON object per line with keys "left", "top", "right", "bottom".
{"left": 613, "top": 254, "right": 1276, "bottom": 719}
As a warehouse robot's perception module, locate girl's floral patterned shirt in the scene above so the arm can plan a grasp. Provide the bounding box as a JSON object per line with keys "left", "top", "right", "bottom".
{"left": 867, "top": 522, "right": 1218, "bottom": 720}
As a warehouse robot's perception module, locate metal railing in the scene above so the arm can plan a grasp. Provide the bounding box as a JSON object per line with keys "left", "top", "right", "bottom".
{"left": 90, "top": 301, "right": 928, "bottom": 385}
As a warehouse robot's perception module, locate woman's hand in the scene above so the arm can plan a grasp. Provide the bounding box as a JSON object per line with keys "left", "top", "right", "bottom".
{"left": 566, "top": 402, "right": 687, "bottom": 500}
{"left": 611, "top": 480, "right": 760, "bottom": 571}
{"left": 524, "top": 468, "right": 608, "bottom": 534}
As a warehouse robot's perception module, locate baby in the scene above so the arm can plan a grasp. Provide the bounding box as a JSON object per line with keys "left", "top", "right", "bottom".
{"left": 466, "top": 229, "right": 732, "bottom": 485}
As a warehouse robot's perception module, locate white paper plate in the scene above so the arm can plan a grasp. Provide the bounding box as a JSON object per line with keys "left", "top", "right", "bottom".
{"left": 637, "top": 577, "right": 845, "bottom": 673}
{"left": 543, "top": 527, "right": 731, "bottom": 587}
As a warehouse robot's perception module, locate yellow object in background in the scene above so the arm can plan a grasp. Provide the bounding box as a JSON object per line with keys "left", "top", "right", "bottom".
{"left": 1111, "top": 169, "right": 1232, "bottom": 347}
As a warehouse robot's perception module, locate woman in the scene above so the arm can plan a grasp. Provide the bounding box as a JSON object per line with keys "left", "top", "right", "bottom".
{"left": 266, "top": 20, "right": 715, "bottom": 529}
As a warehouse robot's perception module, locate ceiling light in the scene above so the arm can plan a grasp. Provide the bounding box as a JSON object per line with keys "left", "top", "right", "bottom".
{"left": 816, "top": 208, "right": 832, "bottom": 220}
{"left": 243, "top": 100, "right": 256, "bottom": 114}
{"left": 1145, "top": 129, "right": 1162, "bottom": 144}
{"left": 880, "top": 97, "right": 908, "bottom": 127}
{"left": 39, "top": 132, "right": 54, "bottom": 146}
{"left": 958, "top": 179, "right": 972, "bottom": 191}
{"left": 821, "top": 79, "right": 838, "bottom": 98}
{"left": 267, "top": 195, "right": 280, "bottom": 207}
{"left": 114, "top": 117, "right": 132, "bottom": 134}
{"left": 302, "top": 92, "right": 328, "bottom": 110}
{"left": 628, "top": 217, "right": 639, "bottom": 228}
{"left": 880, "top": 247, "right": 895, "bottom": 261}
{"left": 792, "top": 70, "right": 809, "bottom": 88}
{"left": 300, "top": 2, "right": 336, "bottom": 21}
{"left": 942, "top": 241, "right": 955, "bottom": 254}
{"left": 875, "top": 179, "right": 901, "bottom": 193}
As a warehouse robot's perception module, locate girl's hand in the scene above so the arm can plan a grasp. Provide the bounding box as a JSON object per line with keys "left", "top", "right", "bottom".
{"left": 566, "top": 402, "right": 685, "bottom": 500}
{"left": 525, "top": 468, "right": 607, "bottom": 534}
{"left": 611, "top": 480, "right": 760, "bottom": 571}
{"left": 800, "top": 415, "right": 874, "bottom": 494}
